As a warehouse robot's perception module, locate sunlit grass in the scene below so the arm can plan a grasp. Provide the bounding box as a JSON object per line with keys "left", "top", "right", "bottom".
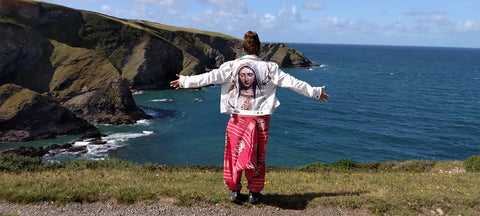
{"left": 0, "top": 154, "right": 479, "bottom": 215}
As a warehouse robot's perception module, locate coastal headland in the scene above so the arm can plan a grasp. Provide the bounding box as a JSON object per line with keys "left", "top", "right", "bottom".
{"left": 0, "top": 0, "right": 317, "bottom": 142}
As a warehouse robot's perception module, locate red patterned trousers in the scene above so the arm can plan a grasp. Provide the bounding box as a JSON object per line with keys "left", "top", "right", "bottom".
{"left": 223, "top": 114, "right": 270, "bottom": 193}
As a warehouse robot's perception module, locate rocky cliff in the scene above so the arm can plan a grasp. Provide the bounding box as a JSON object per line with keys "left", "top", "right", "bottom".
{"left": 0, "top": 84, "right": 96, "bottom": 142}
{"left": 0, "top": 0, "right": 318, "bottom": 141}
{"left": 0, "top": 0, "right": 150, "bottom": 126}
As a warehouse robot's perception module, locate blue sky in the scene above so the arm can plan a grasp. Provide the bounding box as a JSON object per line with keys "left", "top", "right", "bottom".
{"left": 39, "top": 0, "right": 480, "bottom": 48}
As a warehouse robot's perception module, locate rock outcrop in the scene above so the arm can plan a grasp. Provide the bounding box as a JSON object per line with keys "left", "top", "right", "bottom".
{"left": 261, "top": 43, "right": 320, "bottom": 68}
{"left": 0, "top": 131, "right": 105, "bottom": 157}
{"left": 0, "top": 84, "right": 96, "bottom": 142}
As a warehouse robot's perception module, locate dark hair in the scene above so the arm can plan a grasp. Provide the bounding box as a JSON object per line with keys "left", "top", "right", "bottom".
{"left": 241, "top": 31, "right": 260, "bottom": 55}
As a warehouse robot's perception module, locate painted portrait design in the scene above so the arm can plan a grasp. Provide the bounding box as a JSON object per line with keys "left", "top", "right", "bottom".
{"left": 227, "top": 63, "right": 270, "bottom": 112}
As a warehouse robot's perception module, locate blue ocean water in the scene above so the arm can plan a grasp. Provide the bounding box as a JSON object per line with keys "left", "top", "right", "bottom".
{"left": 2, "top": 44, "right": 479, "bottom": 167}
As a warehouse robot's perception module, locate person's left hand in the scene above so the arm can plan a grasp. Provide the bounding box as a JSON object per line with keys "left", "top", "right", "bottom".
{"left": 318, "top": 86, "right": 329, "bottom": 103}
{"left": 170, "top": 74, "right": 181, "bottom": 89}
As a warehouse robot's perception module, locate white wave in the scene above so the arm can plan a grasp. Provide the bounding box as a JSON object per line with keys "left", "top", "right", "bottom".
{"left": 44, "top": 131, "right": 154, "bottom": 161}
{"left": 319, "top": 64, "right": 327, "bottom": 68}
{"left": 151, "top": 98, "right": 174, "bottom": 102}
{"left": 86, "top": 142, "right": 121, "bottom": 154}
{"left": 193, "top": 98, "right": 203, "bottom": 102}
{"left": 135, "top": 119, "right": 151, "bottom": 126}
{"left": 85, "top": 132, "right": 154, "bottom": 158}
{"left": 72, "top": 141, "right": 90, "bottom": 147}
{"left": 132, "top": 91, "right": 144, "bottom": 95}
{"left": 103, "top": 132, "right": 150, "bottom": 142}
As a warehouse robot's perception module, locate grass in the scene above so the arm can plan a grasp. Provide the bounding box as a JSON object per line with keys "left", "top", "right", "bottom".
{"left": 0, "top": 154, "right": 479, "bottom": 215}
{"left": 0, "top": 85, "right": 37, "bottom": 120}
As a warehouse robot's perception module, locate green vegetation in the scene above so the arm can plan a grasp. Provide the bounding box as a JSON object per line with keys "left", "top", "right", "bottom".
{"left": 0, "top": 154, "right": 479, "bottom": 215}
{"left": 464, "top": 155, "right": 480, "bottom": 172}
{"left": 0, "top": 15, "right": 22, "bottom": 26}
{"left": 48, "top": 40, "right": 124, "bottom": 102}
{"left": 331, "top": 158, "right": 358, "bottom": 171}
{"left": 0, "top": 85, "right": 37, "bottom": 120}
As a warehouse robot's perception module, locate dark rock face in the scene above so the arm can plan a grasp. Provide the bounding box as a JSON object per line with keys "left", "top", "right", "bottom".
{"left": 0, "top": 84, "right": 97, "bottom": 142}
{"left": 0, "top": 144, "right": 77, "bottom": 158}
{"left": 0, "top": 22, "right": 55, "bottom": 93}
{"left": 123, "top": 35, "right": 187, "bottom": 90}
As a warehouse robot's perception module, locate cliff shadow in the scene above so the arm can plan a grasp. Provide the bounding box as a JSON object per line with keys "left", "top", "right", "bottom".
{"left": 259, "top": 191, "right": 366, "bottom": 210}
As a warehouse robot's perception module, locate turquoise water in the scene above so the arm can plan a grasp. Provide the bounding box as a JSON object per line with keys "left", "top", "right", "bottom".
{"left": 2, "top": 44, "right": 479, "bottom": 167}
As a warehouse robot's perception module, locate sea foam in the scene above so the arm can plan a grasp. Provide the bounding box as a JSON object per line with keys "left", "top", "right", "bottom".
{"left": 44, "top": 131, "right": 154, "bottom": 161}
{"left": 135, "top": 119, "right": 151, "bottom": 126}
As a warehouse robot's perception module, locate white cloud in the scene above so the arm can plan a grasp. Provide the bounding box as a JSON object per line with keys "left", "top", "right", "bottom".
{"left": 168, "top": 8, "right": 179, "bottom": 16}
{"left": 100, "top": 5, "right": 111, "bottom": 13}
{"left": 302, "top": 0, "right": 324, "bottom": 10}
{"left": 199, "top": 0, "right": 247, "bottom": 13}
{"left": 320, "top": 16, "right": 343, "bottom": 30}
{"left": 205, "top": 9, "right": 214, "bottom": 15}
{"left": 194, "top": 0, "right": 247, "bottom": 20}
{"left": 291, "top": 5, "right": 297, "bottom": 16}
{"left": 455, "top": 19, "right": 480, "bottom": 33}
{"left": 127, "top": 0, "right": 185, "bottom": 24}
{"left": 256, "top": 3, "right": 305, "bottom": 31}
{"left": 129, "top": 3, "right": 148, "bottom": 19}
{"left": 402, "top": 9, "right": 480, "bottom": 35}
{"left": 316, "top": 16, "right": 381, "bottom": 36}
{"left": 136, "top": 0, "right": 176, "bottom": 6}
{"left": 260, "top": 13, "right": 276, "bottom": 29}
{"left": 404, "top": 9, "right": 448, "bottom": 24}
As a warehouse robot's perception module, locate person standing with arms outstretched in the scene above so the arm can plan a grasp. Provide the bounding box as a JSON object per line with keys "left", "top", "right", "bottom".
{"left": 170, "top": 31, "right": 329, "bottom": 204}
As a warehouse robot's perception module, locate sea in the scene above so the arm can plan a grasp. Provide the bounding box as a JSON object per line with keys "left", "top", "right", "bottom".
{"left": 1, "top": 44, "right": 479, "bottom": 167}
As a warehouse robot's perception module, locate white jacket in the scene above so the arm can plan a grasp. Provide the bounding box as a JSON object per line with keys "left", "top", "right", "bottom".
{"left": 179, "top": 55, "right": 323, "bottom": 116}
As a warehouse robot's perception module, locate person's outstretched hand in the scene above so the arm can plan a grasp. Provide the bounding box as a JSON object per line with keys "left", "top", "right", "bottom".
{"left": 319, "top": 86, "right": 329, "bottom": 103}
{"left": 170, "top": 74, "right": 181, "bottom": 89}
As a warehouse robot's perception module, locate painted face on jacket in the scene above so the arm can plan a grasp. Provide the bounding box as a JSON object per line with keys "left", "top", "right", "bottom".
{"left": 239, "top": 66, "right": 255, "bottom": 89}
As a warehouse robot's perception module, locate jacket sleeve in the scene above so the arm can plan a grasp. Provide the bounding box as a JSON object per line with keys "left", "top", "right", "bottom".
{"left": 179, "top": 62, "right": 233, "bottom": 88}
{"left": 269, "top": 62, "right": 323, "bottom": 99}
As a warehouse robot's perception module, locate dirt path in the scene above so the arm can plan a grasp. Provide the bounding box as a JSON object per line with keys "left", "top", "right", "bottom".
{"left": 0, "top": 202, "right": 373, "bottom": 216}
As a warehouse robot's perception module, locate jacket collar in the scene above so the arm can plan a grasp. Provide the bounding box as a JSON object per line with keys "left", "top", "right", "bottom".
{"left": 241, "top": 54, "right": 261, "bottom": 60}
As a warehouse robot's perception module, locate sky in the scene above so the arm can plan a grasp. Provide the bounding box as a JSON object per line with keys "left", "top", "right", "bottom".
{"left": 38, "top": 0, "right": 480, "bottom": 48}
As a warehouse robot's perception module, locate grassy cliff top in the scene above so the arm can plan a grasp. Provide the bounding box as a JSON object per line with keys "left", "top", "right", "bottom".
{"left": 0, "top": 154, "right": 479, "bottom": 215}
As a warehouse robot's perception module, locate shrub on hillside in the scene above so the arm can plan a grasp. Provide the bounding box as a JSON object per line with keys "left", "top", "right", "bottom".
{"left": 0, "top": 154, "right": 43, "bottom": 172}
{"left": 331, "top": 158, "right": 357, "bottom": 171}
{"left": 464, "top": 155, "right": 480, "bottom": 172}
